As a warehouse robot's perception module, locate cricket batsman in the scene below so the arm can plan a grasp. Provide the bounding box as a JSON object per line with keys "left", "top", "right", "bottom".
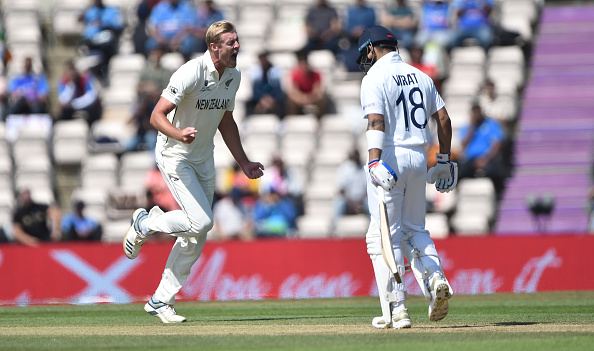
{"left": 123, "top": 20, "right": 264, "bottom": 323}
{"left": 357, "top": 26, "right": 458, "bottom": 329}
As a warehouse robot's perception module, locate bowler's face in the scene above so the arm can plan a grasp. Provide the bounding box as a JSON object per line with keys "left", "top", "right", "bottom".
{"left": 218, "top": 31, "right": 240, "bottom": 68}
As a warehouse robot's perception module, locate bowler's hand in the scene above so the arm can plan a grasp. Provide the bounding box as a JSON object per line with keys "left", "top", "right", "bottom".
{"left": 178, "top": 127, "right": 197, "bottom": 144}
{"left": 241, "top": 161, "right": 265, "bottom": 179}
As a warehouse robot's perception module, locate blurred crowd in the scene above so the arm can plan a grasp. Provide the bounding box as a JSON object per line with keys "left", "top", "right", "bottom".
{"left": 0, "top": 0, "right": 535, "bottom": 245}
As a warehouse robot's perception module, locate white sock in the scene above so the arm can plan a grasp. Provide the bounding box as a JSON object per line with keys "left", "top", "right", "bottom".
{"left": 140, "top": 219, "right": 150, "bottom": 236}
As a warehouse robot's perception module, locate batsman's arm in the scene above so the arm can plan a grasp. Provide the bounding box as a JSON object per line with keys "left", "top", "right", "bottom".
{"left": 218, "top": 111, "right": 264, "bottom": 179}
{"left": 150, "top": 97, "right": 197, "bottom": 144}
{"left": 431, "top": 107, "right": 452, "bottom": 155}
{"left": 367, "top": 113, "right": 385, "bottom": 161}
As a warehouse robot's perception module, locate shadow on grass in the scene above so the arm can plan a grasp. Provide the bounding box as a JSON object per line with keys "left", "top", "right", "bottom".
{"left": 439, "top": 321, "right": 539, "bottom": 329}
{"left": 493, "top": 321, "right": 539, "bottom": 326}
{"left": 200, "top": 315, "right": 353, "bottom": 323}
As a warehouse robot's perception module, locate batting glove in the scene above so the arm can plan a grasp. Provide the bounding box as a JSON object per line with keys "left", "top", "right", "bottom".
{"left": 368, "top": 159, "right": 398, "bottom": 192}
{"left": 426, "top": 153, "right": 458, "bottom": 193}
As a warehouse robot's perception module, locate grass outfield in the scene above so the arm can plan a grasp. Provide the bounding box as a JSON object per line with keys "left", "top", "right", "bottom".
{"left": 1, "top": 291, "right": 593, "bottom": 351}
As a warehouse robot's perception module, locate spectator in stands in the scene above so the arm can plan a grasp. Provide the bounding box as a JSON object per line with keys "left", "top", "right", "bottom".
{"left": 332, "top": 149, "right": 368, "bottom": 230}
{"left": 252, "top": 188, "right": 299, "bottom": 238}
{"left": 133, "top": 0, "right": 160, "bottom": 56}
{"left": 451, "top": 0, "right": 494, "bottom": 52}
{"left": 193, "top": 0, "right": 225, "bottom": 53}
{"left": 78, "top": 0, "right": 125, "bottom": 83}
{"left": 457, "top": 103, "right": 505, "bottom": 200}
{"left": 57, "top": 61, "right": 102, "bottom": 126}
{"left": 409, "top": 44, "right": 442, "bottom": 92}
{"left": 6, "top": 57, "right": 49, "bottom": 116}
{"left": 125, "top": 94, "right": 158, "bottom": 152}
{"left": 477, "top": 80, "right": 516, "bottom": 135}
{"left": 345, "top": 0, "right": 377, "bottom": 43}
{"left": 145, "top": 0, "right": 199, "bottom": 61}
{"left": 61, "top": 200, "right": 102, "bottom": 241}
{"left": 303, "top": 0, "right": 342, "bottom": 55}
{"left": 247, "top": 50, "right": 285, "bottom": 118}
{"left": 12, "top": 188, "right": 62, "bottom": 247}
{"left": 220, "top": 163, "right": 260, "bottom": 207}
{"left": 137, "top": 46, "right": 174, "bottom": 100}
{"left": 125, "top": 46, "right": 173, "bottom": 152}
{"left": 286, "top": 50, "right": 328, "bottom": 120}
{"left": 259, "top": 154, "right": 304, "bottom": 215}
{"left": 414, "top": 0, "right": 453, "bottom": 50}
{"left": 341, "top": 0, "right": 377, "bottom": 71}
{"left": 212, "top": 188, "right": 254, "bottom": 241}
{"left": 382, "top": 0, "right": 418, "bottom": 50}
{"left": 144, "top": 164, "right": 181, "bottom": 212}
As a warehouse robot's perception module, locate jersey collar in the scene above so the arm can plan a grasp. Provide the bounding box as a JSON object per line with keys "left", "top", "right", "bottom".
{"left": 203, "top": 51, "right": 222, "bottom": 80}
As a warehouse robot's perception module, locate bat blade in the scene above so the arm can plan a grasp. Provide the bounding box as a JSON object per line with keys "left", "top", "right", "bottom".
{"left": 378, "top": 188, "right": 401, "bottom": 284}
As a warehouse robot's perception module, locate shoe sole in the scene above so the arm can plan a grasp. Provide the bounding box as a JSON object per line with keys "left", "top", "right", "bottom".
{"left": 144, "top": 303, "right": 187, "bottom": 324}
{"left": 122, "top": 208, "right": 146, "bottom": 259}
{"left": 429, "top": 281, "right": 451, "bottom": 322}
{"left": 393, "top": 319, "right": 411, "bottom": 329}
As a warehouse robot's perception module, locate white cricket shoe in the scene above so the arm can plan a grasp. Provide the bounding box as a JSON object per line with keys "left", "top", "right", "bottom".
{"left": 144, "top": 297, "right": 187, "bottom": 323}
{"left": 428, "top": 277, "right": 452, "bottom": 322}
{"left": 392, "top": 309, "right": 412, "bottom": 329}
{"left": 372, "top": 309, "right": 411, "bottom": 329}
{"left": 123, "top": 208, "right": 149, "bottom": 259}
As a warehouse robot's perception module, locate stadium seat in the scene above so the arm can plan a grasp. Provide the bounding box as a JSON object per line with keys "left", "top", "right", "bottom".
{"left": 102, "top": 219, "right": 132, "bottom": 242}
{"left": 281, "top": 114, "right": 318, "bottom": 135}
{"left": 296, "top": 214, "right": 332, "bottom": 238}
{"left": 333, "top": 214, "right": 369, "bottom": 238}
{"left": 449, "top": 46, "right": 486, "bottom": 68}
{"left": 53, "top": 119, "right": 89, "bottom": 165}
{"left": 160, "top": 52, "right": 185, "bottom": 71}
{"left": 267, "top": 21, "right": 306, "bottom": 52}
{"left": 89, "top": 119, "right": 134, "bottom": 153}
{"left": 426, "top": 212, "right": 450, "bottom": 238}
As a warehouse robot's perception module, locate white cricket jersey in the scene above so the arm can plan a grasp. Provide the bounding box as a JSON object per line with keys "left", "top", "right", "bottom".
{"left": 360, "top": 52, "right": 444, "bottom": 148}
{"left": 156, "top": 52, "right": 241, "bottom": 163}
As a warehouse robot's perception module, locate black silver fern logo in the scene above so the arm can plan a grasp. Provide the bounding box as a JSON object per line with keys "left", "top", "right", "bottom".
{"left": 224, "top": 78, "right": 233, "bottom": 89}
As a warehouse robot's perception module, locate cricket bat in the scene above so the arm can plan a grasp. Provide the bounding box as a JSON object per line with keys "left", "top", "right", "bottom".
{"left": 378, "top": 186, "right": 402, "bottom": 284}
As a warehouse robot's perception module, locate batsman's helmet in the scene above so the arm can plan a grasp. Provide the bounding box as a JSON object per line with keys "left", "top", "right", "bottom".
{"left": 356, "top": 26, "right": 398, "bottom": 65}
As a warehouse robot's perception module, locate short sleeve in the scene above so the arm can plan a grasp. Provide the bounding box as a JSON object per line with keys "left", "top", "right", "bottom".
{"left": 427, "top": 79, "right": 445, "bottom": 115}
{"left": 161, "top": 63, "right": 197, "bottom": 106}
{"left": 360, "top": 75, "right": 385, "bottom": 117}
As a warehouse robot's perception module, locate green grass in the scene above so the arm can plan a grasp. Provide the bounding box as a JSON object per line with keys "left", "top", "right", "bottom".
{"left": 1, "top": 291, "right": 594, "bottom": 350}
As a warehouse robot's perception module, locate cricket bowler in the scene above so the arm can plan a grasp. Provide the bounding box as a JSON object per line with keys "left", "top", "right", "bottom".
{"left": 358, "top": 25, "right": 458, "bottom": 329}
{"left": 123, "top": 20, "right": 264, "bottom": 323}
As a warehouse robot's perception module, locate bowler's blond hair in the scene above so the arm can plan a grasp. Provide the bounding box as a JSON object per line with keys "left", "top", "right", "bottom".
{"left": 206, "top": 20, "right": 236, "bottom": 51}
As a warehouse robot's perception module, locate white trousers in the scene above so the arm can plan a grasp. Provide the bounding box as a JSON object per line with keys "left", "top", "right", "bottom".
{"left": 367, "top": 145, "right": 428, "bottom": 245}
{"left": 146, "top": 152, "right": 216, "bottom": 305}
{"left": 367, "top": 146, "right": 443, "bottom": 287}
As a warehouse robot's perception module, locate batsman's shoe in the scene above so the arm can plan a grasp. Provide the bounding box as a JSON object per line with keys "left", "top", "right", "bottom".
{"left": 428, "top": 277, "right": 452, "bottom": 322}
{"left": 144, "top": 297, "right": 187, "bottom": 323}
{"left": 392, "top": 309, "right": 412, "bottom": 329}
{"left": 123, "top": 208, "right": 149, "bottom": 259}
{"left": 371, "top": 309, "right": 411, "bottom": 329}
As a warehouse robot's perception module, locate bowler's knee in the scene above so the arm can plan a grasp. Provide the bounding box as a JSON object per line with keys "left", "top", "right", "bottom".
{"left": 187, "top": 212, "right": 214, "bottom": 236}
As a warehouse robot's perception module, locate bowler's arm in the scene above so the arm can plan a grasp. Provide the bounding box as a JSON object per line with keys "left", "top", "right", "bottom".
{"left": 218, "top": 110, "right": 264, "bottom": 179}
{"left": 150, "top": 97, "right": 197, "bottom": 144}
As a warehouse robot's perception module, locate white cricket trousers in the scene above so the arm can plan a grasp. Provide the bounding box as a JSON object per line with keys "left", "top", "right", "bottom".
{"left": 146, "top": 152, "right": 216, "bottom": 305}
{"left": 368, "top": 145, "right": 443, "bottom": 284}
{"left": 367, "top": 146, "right": 429, "bottom": 269}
